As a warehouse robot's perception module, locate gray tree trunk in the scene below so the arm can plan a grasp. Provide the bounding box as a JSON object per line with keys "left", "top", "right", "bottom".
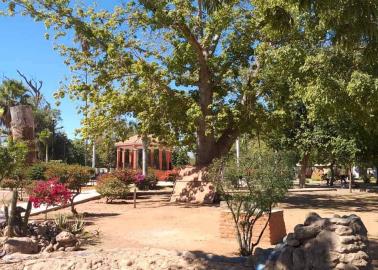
{"left": 10, "top": 105, "right": 36, "bottom": 164}
{"left": 45, "top": 144, "right": 49, "bottom": 163}
{"left": 9, "top": 105, "right": 36, "bottom": 235}
{"left": 299, "top": 153, "right": 309, "bottom": 188}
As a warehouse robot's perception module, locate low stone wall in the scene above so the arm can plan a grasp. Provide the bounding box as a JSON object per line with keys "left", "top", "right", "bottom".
{"left": 170, "top": 167, "right": 216, "bottom": 204}
{"left": 219, "top": 205, "right": 286, "bottom": 246}
{"left": 264, "top": 212, "right": 372, "bottom": 270}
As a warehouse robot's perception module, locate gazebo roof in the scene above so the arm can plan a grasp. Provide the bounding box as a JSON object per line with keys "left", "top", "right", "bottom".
{"left": 115, "top": 135, "right": 162, "bottom": 148}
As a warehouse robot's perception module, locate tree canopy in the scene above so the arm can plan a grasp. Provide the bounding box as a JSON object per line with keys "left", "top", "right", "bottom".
{"left": 2, "top": 0, "right": 377, "bottom": 167}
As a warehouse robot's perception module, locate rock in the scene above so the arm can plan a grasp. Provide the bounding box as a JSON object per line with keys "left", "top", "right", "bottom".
{"left": 293, "top": 222, "right": 323, "bottom": 241}
{"left": 265, "top": 213, "right": 371, "bottom": 270}
{"left": 44, "top": 243, "right": 54, "bottom": 253}
{"left": 335, "top": 226, "right": 354, "bottom": 236}
{"left": 275, "top": 246, "right": 294, "bottom": 270}
{"left": 3, "top": 237, "right": 39, "bottom": 254}
{"left": 292, "top": 248, "right": 305, "bottom": 270}
{"left": 336, "top": 263, "right": 359, "bottom": 270}
{"left": 56, "top": 231, "right": 77, "bottom": 247}
{"left": 304, "top": 212, "right": 321, "bottom": 226}
{"left": 58, "top": 247, "right": 65, "bottom": 252}
{"left": 349, "top": 217, "right": 368, "bottom": 236}
{"left": 287, "top": 238, "right": 300, "bottom": 247}
{"left": 65, "top": 246, "right": 80, "bottom": 252}
{"left": 53, "top": 242, "right": 60, "bottom": 251}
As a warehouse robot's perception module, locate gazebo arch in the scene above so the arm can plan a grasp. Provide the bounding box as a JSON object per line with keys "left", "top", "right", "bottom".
{"left": 115, "top": 135, "right": 172, "bottom": 171}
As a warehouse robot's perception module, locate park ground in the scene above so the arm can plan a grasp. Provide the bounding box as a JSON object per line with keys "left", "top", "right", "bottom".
{"left": 28, "top": 188, "right": 378, "bottom": 268}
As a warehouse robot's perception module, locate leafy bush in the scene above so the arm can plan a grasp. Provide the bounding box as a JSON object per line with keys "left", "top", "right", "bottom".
{"left": 96, "top": 174, "right": 130, "bottom": 203}
{"left": 43, "top": 162, "right": 94, "bottom": 215}
{"left": 29, "top": 178, "right": 72, "bottom": 208}
{"left": 152, "top": 169, "right": 179, "bottom": 181}
{"left": 27, "top": 163, "right": 46, "bottom": 180}
{"left": 111, "top": 169, "right": 137, "bottom": 185}
{"left": 208, "top": 148, "right": 294, "bottom": 256}
{"left": 136, "top": 174, "right": 158, "bottom": 190}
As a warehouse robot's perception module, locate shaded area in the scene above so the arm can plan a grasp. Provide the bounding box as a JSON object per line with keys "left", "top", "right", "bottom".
{"left": 369, "top": 237, "right": 378, "bottom": 269}
{"left": 281, "top": 192, "right": 378, "bottom": 212}
{"left": 184, "top": 250, "right": 249, "bottom": 270}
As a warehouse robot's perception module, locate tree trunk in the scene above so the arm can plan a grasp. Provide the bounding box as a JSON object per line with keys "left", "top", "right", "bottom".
{"left": 45, "top": 144, "right": 49, "bottom": 163}
{"left": 7, "top": 189, "right": 18, "bottom": 237}
{"left": 348, "top": 166, "right": 353, "bottom": 193}
{"left": 299, "top": 153, "right": 309, "bottom": 188}
{"left": 8, "top": 105, "right": 36, "bottom": 236}
{"left": 330, "top": 160, "right": 335, "bottom": 186}
{"left": 92, "top": 142, "right": 96, "bottom": 168}
{"left": 10, "top": 105, "right": 36, "bottom": 164}
{"left": 359, "top": 165, "right": 369, "bottom": 183}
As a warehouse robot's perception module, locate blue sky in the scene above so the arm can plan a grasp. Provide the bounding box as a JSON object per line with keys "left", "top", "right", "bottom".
{"left": 0, "top": 14, "right": 81, "bottom": 138}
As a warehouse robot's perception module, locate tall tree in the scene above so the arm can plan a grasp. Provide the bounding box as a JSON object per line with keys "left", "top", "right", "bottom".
{"left": 38, "top": 128, "right": 52, "bottom": 162}
{"left": 4, "top": 0, "right": 377, "bottom": 166}
{"left": 0, "top": 79, "right": 29, "bottom": 131}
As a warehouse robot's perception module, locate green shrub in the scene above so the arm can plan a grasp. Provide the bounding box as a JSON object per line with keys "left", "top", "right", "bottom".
{"left": 54, "top": 213, "right": 85, "bottom": 234}
{"left": 27, "top": 163, "right": 46, "bottom": 180}
{"left": 96, "top": 174, "right": 130, "bottom": 203}
{"left": 136, "top": 174, "right": 158, "bottom": 190}
{"left": 43, "top": 162, "right": 94, "bottom": 215}
{"left": 208, "top": 148, "right": 294, "bottom": 256}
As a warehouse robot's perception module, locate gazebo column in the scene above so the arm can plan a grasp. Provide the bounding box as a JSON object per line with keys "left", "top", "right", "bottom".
{"left": 150, "top": 148, "right": 154, "bottom": 167}
{"left": 159, "top": 149, "right": 163, "bottom": 170}
{"left": 129, "top": 149, "right": 133, "bottom": 169}
{"left": 166, "top": 151, "right": 171, "bottom": 170}
{"left": 116, "top": 148, "right": 121, "bottom": 170}
{"left": 122, "top": 148, "right": 126, "bottom": 169}
{"left": 133, "top": 149, "right": 138, "bottom": 170}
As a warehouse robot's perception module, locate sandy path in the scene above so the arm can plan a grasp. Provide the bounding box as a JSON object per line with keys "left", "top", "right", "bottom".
{"left": 30, "top": 189, "right": 378, "bottom": 266}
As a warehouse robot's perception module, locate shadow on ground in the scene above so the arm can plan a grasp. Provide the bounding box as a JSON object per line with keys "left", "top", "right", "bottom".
{"left": 281, "top": 193, "right": 378, "bottom": 212}
{"left": 183, "top": 250, "right": 249, "bottom": 270}
{"left": 369, "top": 237, "right": 378, "bottom": 269}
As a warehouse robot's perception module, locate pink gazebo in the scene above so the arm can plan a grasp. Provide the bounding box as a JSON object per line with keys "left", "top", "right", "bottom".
{"left": 115, "top": 135, "right": 172, "bottom": 171}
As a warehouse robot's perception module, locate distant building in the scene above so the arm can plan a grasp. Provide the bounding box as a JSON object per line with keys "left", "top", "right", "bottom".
{"left": 115, "top": 135, "right": 172, "bottom": 171}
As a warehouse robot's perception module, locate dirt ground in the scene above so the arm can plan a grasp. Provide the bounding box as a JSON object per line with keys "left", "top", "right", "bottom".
{"left": 31, "top": 189, "right": 378, "bottom": 266}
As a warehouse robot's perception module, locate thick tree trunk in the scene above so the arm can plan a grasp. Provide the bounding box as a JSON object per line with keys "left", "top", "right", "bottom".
{"left": 299, "top": 153, "right": 309, "bottom": 188}
{"left": 10, "top": 105, "right": 36, "bottom": 164}
{"left": 8, "top": 105, "right": 36, "bottom": 236}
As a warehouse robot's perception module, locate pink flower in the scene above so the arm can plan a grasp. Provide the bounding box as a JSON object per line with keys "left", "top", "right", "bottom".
{"left": 134, "top": 173, "right": 145, "bottom": 183}
{"left": 29, "top": 178, "right": 72, "bottom": 208}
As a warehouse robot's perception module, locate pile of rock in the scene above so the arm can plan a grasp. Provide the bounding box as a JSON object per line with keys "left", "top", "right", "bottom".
{"left": 0, "top": 221, "right": 80, "bottom": 256}
{"left": 264, "top": 213, "right": 372, "bottom": 270}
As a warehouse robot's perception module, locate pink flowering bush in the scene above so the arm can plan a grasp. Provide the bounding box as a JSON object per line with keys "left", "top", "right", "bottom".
{"left": 29, "top": 178, "right": 72, "bottom": 208}
{"left": 134, "top": 172, "right": 145, "bottom": 183}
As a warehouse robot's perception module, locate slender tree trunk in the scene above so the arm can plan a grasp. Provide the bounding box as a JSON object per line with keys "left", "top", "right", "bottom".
{"left": 330, "top": 160, "right": 335, "bottom": 186}
{"left": 348, "top": 166, "right": 353, "bottom": 193}
{"left": 92, "top": 142, "right": 96, "bottom": 168}
{"left": 22, "top": 201, "right": 32, "bottom": 229}
{"left": 7, "top": 189, "right": 18, "bottom": 237}
{"left": 299, "top": 153, "right": 309, "bottom": 188}
{"left": 45, "top": 144, "right": 48, "bottom": 163}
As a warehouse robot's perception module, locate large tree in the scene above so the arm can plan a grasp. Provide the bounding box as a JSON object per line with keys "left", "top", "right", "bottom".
{"left": 4, "top": 0, "right": 377, "bottom": 166}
